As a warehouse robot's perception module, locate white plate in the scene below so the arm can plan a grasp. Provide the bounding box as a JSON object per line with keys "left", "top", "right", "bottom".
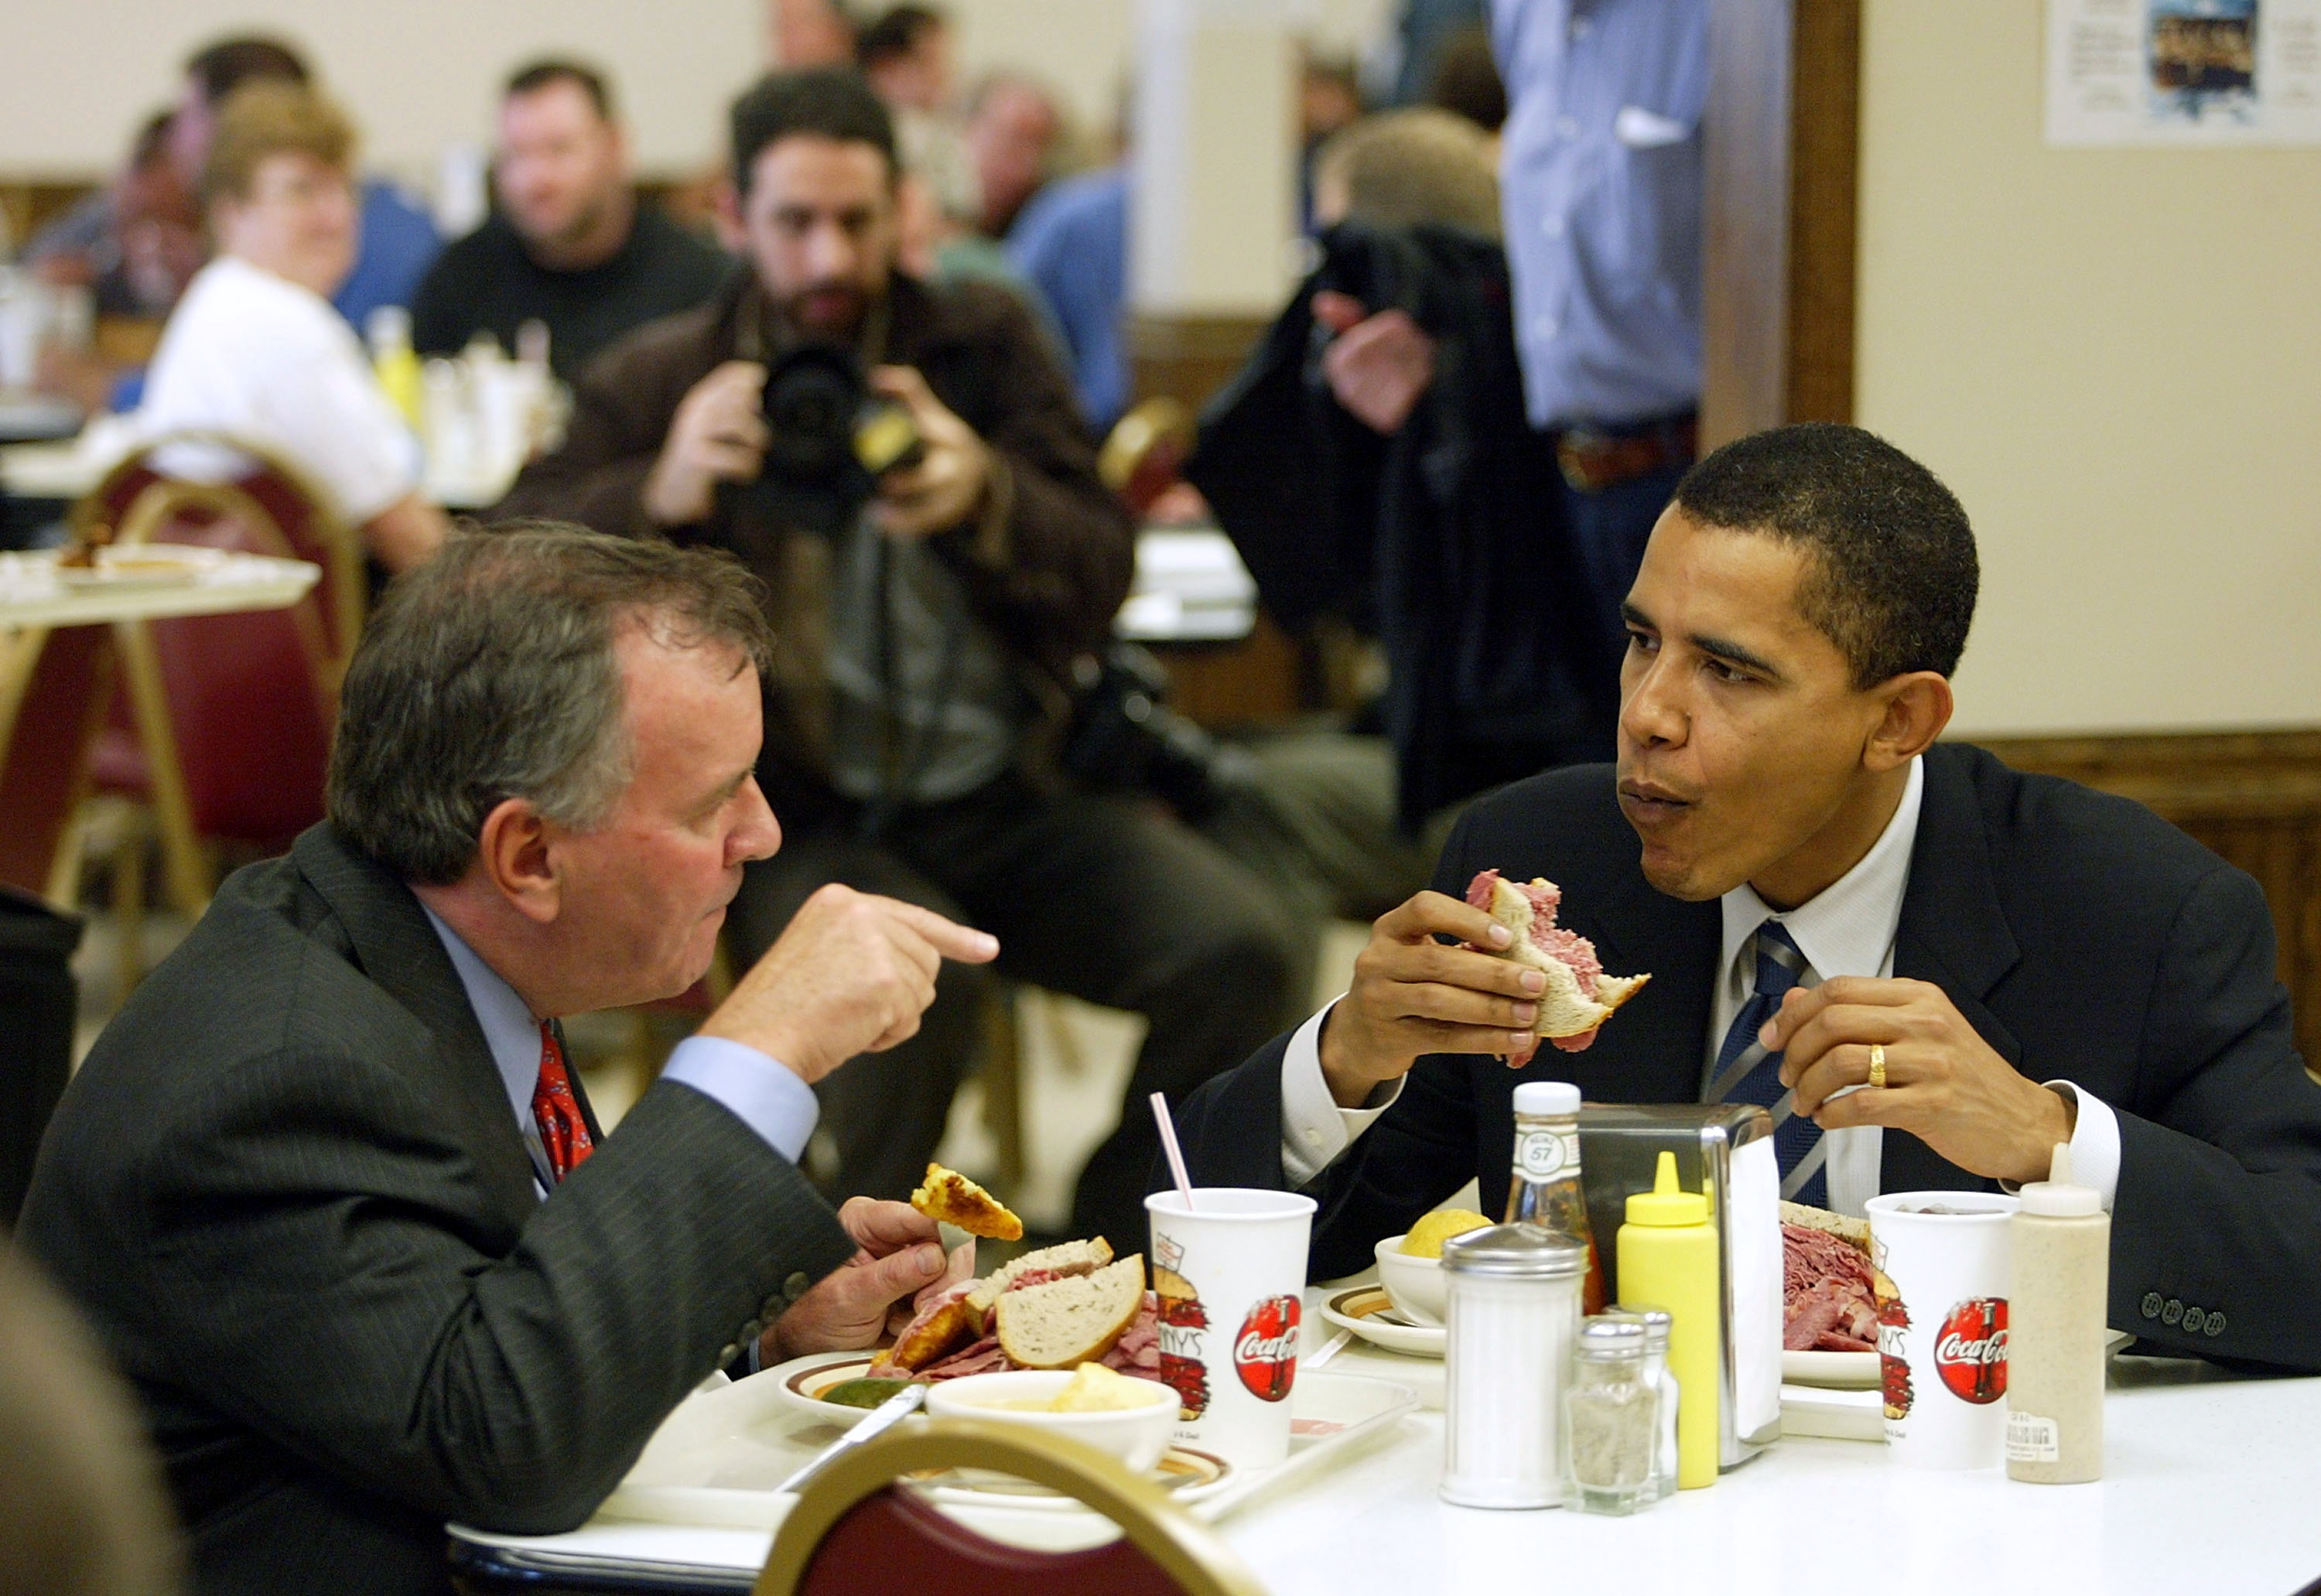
{"left": 1320, "top": 1286, "right": 1445, "bottom": 1358}
{"left": 1783, "top": 1349, "right": 1881, "bottom": 1388}
{"left": 767, "top": 1351, "right": 915, "bottom": 1421}
{"left": 1780, "top": 1382, "right": 1885, "bottom": 1441}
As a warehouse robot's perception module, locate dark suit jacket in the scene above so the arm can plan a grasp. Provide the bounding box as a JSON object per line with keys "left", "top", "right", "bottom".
{"left": 19, "top": 825, "right": 857, "bottom": 1594}
{"left": 1174, "top": 743, "right": 2321, "bottom": 1372}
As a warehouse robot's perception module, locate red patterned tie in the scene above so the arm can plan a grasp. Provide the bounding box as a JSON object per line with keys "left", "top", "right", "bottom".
{"left": 532, "top": 1021, "right": 594, "bottom": 1182}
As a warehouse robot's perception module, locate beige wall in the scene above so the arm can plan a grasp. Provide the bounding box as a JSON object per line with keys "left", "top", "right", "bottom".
{"left": 2, "top": 0, "right": 1393, "bottom": 183}
{"left": 0, "top": 0, "right": 763, "bottom": 181}
{"left": 1855, "top": 0, "right": 2321, "bottom": 737}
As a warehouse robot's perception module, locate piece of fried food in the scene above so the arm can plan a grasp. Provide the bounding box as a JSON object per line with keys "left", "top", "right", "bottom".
{"left": 910, "top": 1162, "right": 1024, "bottom": 1240}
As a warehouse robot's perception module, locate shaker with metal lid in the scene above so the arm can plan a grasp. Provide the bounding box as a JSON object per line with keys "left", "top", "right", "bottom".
{"left": 1564, "top": 1316, "right": 1660, "bottom": 1515}
{"left": 1608, "top": 1305, "right": 1681, "bottom": 1500}
{"left": 1439, "top": 1222, "right": 1586, "bottom": 1509}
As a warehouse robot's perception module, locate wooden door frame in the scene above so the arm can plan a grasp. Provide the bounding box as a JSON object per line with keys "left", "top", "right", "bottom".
{"left": 1701, "top": 0, "right": 1863, "bottom": 450}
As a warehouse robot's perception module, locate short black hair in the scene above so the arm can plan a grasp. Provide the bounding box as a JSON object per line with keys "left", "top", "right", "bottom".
{"left": 856, "top": 5, "right": 945, "bottom": 70}
{"left": 185, "top": 36, "right": 308, "bottom": 106}
{"left": 1670, "top": 422, "right": 1979, "bottom": 686}
{"left": 505, "top": 58, "right": 614, "bottom": 121}
{"left": 729, "top": 67, "right": 897, "bottom": 196}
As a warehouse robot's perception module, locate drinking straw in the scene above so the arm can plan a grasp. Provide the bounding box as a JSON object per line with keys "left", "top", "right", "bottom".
{"left": 1149, "top": 1090, "right": 1196, "bottom": 1210}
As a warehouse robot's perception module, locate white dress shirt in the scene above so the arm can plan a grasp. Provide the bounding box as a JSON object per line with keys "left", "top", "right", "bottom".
{"left": 420, "top": 905, "right": 821, "bottom": 1197}
{"left": 1280, "top": 756, "right": 2121, "bottom": 1212}
{"left": 137, "top": 255, "right": 419, "bottom": 524}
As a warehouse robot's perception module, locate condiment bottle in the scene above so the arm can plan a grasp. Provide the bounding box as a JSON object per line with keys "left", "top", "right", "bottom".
{"left": 1439, "top": 1222, "right": 1586, "bottom": 1509}
{"left": 1505, "top": 1081, "right": 1606, "bottom": 1314}
{"left": 2007, "top": 1142, "right": 2109, "bottom": 1483}
{"left": 1610, "top": 1304, "right": 1682, "bottom": 1500}
{"left": 1616, "top": 1151, "right": 1721, "bottom": 1488}
{"left": 1562, "top": 1317, "right": 1658, "bottom": 1514}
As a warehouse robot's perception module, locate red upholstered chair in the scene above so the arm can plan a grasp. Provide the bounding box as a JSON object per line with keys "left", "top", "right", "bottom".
{"left": 81, "top": 456, "right": 356, "bottom": 922}
{"left": 0, "top": 624, "right": 117, "bottom": 906}
{"left": 755, "top": 1419, "right": 1263, "bottom": 1596}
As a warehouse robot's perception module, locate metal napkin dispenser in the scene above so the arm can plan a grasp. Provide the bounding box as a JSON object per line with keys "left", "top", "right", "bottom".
{"left": 1579, "top": 1102, "right": 1783, "bottom": 1468}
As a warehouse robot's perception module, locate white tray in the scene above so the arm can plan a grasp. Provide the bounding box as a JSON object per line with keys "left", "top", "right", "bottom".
{"left": 598, "top": 1364, "right": 1414, "bottom": 1532}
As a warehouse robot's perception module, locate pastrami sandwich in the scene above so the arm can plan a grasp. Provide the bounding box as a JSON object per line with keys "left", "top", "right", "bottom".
{"left": 1464, "top": 870, "right": 1649, "bottom": 1063}
{"left": 870, "top": 1237, "right": 1161, "bottom": 1384}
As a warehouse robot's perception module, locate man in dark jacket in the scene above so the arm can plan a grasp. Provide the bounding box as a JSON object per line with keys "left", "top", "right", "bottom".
{"left": 21, "top": 529, "right": 997, "bottom": 1592}
{"left": 1173, "top": 424, "right": 2321, "bottom": 1373}
{"left": 499, "top": 70, "right": 1298, "bottom": 1249}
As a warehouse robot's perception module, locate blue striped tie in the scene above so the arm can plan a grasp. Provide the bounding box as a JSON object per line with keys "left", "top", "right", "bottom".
{"left": 1708, "top": 920, "right": 1827, "bottom": 1208}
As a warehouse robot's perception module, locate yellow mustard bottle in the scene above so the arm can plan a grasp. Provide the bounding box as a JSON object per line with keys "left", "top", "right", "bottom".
{"left": 1616, "top": 1151, "right": 1721, "bottom": 1488}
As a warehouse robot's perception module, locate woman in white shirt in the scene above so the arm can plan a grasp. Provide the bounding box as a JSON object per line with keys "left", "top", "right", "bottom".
{"left": 138, "top": 82, "right": 445, "bottom": 571}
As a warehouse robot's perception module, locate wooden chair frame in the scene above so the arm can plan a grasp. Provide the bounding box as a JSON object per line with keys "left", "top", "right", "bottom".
{"left": 754, "top": 1417, "right": 1264, "bottom": 1596}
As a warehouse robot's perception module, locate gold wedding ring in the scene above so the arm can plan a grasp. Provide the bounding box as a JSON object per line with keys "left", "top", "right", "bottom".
{"left": 1867, "top": 1043, "right": 1888, "bottom": 1089}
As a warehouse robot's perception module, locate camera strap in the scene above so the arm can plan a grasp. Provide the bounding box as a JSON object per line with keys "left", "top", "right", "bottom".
{"left": 856, "top": 529, "right": 970, "bottom": 841}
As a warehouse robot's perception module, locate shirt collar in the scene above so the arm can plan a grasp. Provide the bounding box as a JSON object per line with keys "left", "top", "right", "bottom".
{"left": 419, "top": 902, "right": 546, "bottom": 1133}
{"left": 1719, "top": 754, "right": 1925, "bottom": 989}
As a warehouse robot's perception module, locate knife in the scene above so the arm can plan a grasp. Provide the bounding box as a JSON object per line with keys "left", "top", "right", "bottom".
{"left": 775, "top": 1382, "right": 927, "bottom": 1495}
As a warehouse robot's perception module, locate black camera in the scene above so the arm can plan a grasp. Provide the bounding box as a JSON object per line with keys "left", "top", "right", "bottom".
{"left": 723, "top": 344, "right": 925, "bottom": 538}
{"left": 1059, "top": 644, "right": 1246, "bottom": 824}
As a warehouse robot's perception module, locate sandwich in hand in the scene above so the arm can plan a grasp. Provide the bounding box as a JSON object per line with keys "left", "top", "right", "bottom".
{"left": 1464, "top": 870, "right": 1649, "bottom": 1063}
{"left": 911, "top": 1162, "right": 1024, "bottom": 1240}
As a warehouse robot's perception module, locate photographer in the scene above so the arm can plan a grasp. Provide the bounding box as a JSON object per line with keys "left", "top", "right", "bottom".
{"left": 498, "top": 68, "right": 1300, "bottom": 1251}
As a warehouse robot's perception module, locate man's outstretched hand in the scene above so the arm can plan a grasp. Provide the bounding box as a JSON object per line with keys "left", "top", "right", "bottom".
{"left": 699, "top": 883, "right": 998, "bottom": 1084}
{"left": 1313, "top": 290, "right": 1437, "bottom": 436}
{"left": 1318, "top": 890, "right": 1548, "bottom": 1109}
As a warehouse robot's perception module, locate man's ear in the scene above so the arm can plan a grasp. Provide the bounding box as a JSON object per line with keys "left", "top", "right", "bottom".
{"left": 712, "top": 176, "right": 744, "bottom": 253}
{"left": 473, "top": 798, "right": 562, "bottom": 925}
{"left": 1865, "top": 671, "right": 1954, "bottom": 771}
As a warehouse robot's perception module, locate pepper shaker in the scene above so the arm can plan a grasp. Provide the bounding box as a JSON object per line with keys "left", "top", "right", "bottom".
{"left": 1609, "top": 1305, "right": 1682, "bottom": 1500}
{"left": 1439, "top": 1222, "right": 1586, "bottom": 1509}
{"left": 1564, "top": 1317, "right": 1660, "bottom": 1515}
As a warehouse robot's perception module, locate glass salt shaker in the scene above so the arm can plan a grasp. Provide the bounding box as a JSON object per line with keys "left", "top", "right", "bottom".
{"left": 1608, "top": 1305, "right": 1682, "bottom": 1500}
{"left": 1563, "top": 1317, "right": 1660, "bottom": 1516}
{"left": 1439, "top": 1223, "right": 1586, "bottom": 1509}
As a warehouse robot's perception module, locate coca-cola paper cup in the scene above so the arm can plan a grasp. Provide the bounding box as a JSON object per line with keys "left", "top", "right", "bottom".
{"left": 1865, "top": 1191, "right": 2018, "bottom": 1470}
{"left": 1145, "top": 1188, "right": 1316, "bottom": 1469}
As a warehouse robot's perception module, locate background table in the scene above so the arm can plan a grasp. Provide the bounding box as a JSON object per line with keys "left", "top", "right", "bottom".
{"left": 449, "top": 1285, "right": 2321, "bottom": 1595}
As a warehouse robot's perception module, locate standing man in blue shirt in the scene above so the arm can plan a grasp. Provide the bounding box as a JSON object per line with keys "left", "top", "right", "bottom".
{"left": 1321, "top": 0, "right": 1707, "bottom": 682}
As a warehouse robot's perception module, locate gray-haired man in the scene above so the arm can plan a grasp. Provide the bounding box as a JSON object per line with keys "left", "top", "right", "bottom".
{"left": 19, "top": 526, "right": 996, "bottom": 1594}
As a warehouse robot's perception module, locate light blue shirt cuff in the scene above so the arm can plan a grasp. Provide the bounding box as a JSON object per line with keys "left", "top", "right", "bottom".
{"left": 660, "top": 1036, "right": 820, "bottom": 1165}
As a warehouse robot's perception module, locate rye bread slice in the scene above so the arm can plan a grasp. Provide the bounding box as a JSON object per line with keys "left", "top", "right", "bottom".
{"left": 994, "top": 1255, "right": 1146, "bottom": 1370}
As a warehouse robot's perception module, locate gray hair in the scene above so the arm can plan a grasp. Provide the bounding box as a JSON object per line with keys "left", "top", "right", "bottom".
{"left": 326, "top": 523, "right": 773, "bottom": 884}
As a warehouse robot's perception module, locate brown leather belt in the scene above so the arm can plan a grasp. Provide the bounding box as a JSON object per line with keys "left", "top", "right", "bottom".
{"left": 1552, "top": 414, "right": 1699, "bottom": 494}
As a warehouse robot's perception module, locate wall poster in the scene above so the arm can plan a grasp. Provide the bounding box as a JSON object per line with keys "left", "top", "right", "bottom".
{"left": 2048, "top": 0, "right": 2321, "bottom": 143}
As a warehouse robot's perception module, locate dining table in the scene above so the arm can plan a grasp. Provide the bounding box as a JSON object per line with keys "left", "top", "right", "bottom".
{"left": 447, "top": 1278, "right": 2321, "bottom": 1596}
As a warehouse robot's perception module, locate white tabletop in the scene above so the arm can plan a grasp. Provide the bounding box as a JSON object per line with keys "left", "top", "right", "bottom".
{"left": 0, "top": 546, "right": 320, "bottom": 630}
{"left": 453, "top": 1290, "right": 2321, "bottom": 1594}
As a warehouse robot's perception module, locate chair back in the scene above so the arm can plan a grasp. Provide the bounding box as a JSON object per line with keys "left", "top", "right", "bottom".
{"left": 103, "top": 474, "right": 343, "bottom": 857}
{"left": 1099, "top": 398, "right": 1197, "bottom": 520}
{"left": 74, "top": 431, "right": 364, "bottom": 661}
{"left": 0, "top": 625, "right": 114, "bottom": 903}
{"left": 756, "top": 1418, "right": 1264, "bottom": 1596}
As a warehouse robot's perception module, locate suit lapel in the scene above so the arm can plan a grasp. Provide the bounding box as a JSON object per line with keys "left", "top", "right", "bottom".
{"left": 291, "top": 826, "right": 542, "bottom": 1222}
{"left": 1581, "top": 861, "right": 1721, "bottom": 1106}
{"left": 1883, "top": 747, "right": 2024, "bottom": 1192}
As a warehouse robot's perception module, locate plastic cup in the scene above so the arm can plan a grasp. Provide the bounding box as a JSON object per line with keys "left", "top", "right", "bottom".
{"left": 1866, "top": 1191, "right": 2018, "bottom": 1469}
{"left": 1144, "top": 1188, "right": 1316, "bottom": 1469}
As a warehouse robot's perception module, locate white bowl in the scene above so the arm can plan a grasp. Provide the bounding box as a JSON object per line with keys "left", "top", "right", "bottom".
{"left": 922, "top": 1369, "right": 1180, "bottom": 1473}
{"left": 1374, "top": 1235, "right": 1448, "bottom": 1327}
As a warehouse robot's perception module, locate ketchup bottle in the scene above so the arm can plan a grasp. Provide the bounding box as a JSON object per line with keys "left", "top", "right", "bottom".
{"left": 1505, "top": 1081, "right": 1606, "bottom": 1314}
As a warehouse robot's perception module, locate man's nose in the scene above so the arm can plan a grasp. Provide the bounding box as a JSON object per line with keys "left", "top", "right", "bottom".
{"left": 803, "top": 221, "right": 857, "bottom": 281}
{"left": 730, "top": 777, "right": 782, "bottom": 864}
{"left": 1619, "top": 654, "right": 1685, "bottom": 748}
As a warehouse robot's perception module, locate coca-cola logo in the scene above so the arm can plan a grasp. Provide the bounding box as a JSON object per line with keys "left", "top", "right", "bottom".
{"left": 1933, "top": 1297, "right": 2008, "bottom": 1404}
{"left": 1234, "top": 1294, "right": 1300, "bottom": 1402}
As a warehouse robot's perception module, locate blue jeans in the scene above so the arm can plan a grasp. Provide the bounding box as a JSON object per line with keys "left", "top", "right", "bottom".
{"left": 1557, "top": 460, "right": 1691, "bottom": 685}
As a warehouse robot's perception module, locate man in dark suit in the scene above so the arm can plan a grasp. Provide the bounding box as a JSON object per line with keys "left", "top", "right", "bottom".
{"left": 1175, "top": 422, "right": 2321, "bottom": 1373}
{"left": 19, "top": 528, "right": 998, "bottom": 1593}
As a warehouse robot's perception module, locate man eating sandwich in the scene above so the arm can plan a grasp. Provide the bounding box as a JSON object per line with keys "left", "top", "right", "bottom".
{"left": 1168, "top": 422, "right": 2321, "bottom": 1375}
